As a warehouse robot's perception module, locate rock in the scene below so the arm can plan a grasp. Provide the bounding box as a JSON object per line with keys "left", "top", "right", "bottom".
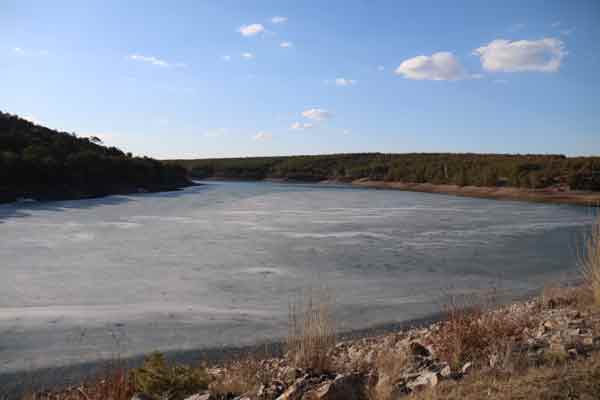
{"left": 276, "top": 376, "right": 310, "bottom": 400}
{"left": 307, "top": 374, "right": 365, "bottom": 400}
{"left": 131, "top": 394, "right": 153, "bottom": 400}
{"left": 440, "top": 364, "right": 452, "bottom": 378}
{"left": 409, "top": 342, "right": 431, "bottom": 358}
{"left": 184, "top": 393, "right": 211, "bottom": 400}
{"left": 461, "top": 362, "right": 472, "bottom": 375}
{"left": 406, "top": 371, "right": 439, "bottom": 392}
{"left": 258, "top": 381, "right": 286, "bottom": 399}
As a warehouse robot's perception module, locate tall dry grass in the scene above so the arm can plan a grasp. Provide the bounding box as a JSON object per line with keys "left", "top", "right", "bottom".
{"left": 286, "top": 289, "right": 336, "bottom": 373}
{"left": 22, "top": 367, "right": 134, "bottom": 400}
{"left": 580, "top": 216, "right": 600, "bottom": 306}
{"left": 429, "top": 294, "right": 530, "bottom": 371}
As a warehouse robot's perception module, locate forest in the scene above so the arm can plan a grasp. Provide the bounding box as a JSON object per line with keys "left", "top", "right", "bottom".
{"left": 170, "top": 153, "right": 600, "bottom": 191}
{"left": 0, "top": 111, "right": 190, "bottom": 203}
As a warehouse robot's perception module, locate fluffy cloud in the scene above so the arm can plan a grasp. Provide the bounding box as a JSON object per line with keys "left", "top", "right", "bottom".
{"left": 473, "top": 38, "right": 566, "bottom": 72}
{"left": 395, "top": 52, "right": 467, "bottom": 80}
{"left": 335, "top": 78, "right": 357, "bottom": 86}
{"left": 238, "top": 24, "right": 265, "bottom": 36}
{"left": 290, "top": 122, "right": 314, "bottom": 130}
{"left": 241, "top": 52, "right": 254, "bottom": 60}
{"left": 252, "top": 131, "right": 272, "bottom": 141}
{"left": 280, "top": 41, "right": 293, "bottom": 48}
{"left": 302, "top": 108, "right": 332, "bottom": 121}
{"left": 271, "top": 16, "right": 288, "bottom": 24}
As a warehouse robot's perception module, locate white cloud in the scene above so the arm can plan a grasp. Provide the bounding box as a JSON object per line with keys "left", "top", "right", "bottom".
{"left": 128, "top": 54, "right": 186, "bottom": 67}
{"left": 335, "top": 78, "right": 357, "bottom": 86}
{"left": 241, "top": 52, "right": 255, "bottom": 60}
{"left": 552, "top": 21, "right": 561, "bottom": 28}
{"left": 238, "top": 23, "right": 265, "bottom": 37}
{"left": 290, "top": 122, "right": 314, "bottom": 130}
{"left": 395, "top": 52, "right": 468, "bottom": 80}
{"left": 271, "top": 16, "right": 288, "bottom": 24}
{"left": 13, "top": 47, "right": 24, "bottom": 54}
{"left": 302, "top": 108, "right": 332, "bottom": 121}
{"left": 473, "top": 38, "right": 566, "bottom": 72}
{"left": 221, "top": 55, "right": 232, "bottom": 61}
{"left": 280, "top": 41, "right": 293, "bottom": 48}
{"left": 252, "top": 131, "right": 272, "bottom": 141}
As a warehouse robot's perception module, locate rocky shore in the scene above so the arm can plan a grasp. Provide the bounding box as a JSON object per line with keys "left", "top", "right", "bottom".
{"left": 26, "top": 287, "right": 600, "bottom": 400}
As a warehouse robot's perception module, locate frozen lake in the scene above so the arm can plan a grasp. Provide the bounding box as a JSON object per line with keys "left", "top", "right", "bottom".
{"left": 0, "top": 181, "right": 594, "bottom": 374}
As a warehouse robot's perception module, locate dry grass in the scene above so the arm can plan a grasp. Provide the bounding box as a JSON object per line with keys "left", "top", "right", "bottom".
{"left": 580, "top": 216, "right": 600, "bottom": 306}
{"left": 413, "top": 350, "right": 600, "bottom": 400}
{"left": 22, "top": 366, "right": 134, "bottom": 400}
{"left": 209, "top": 357, "right": 273, "bottom": 398}
{"left": 368, "top": 349, "right": 409, "bottom": 400}
{"left": 428, "top": 295, "right": 531, "bottom": 371}
{"left": 286, "top": 289, "right": 336, "bottom": 374}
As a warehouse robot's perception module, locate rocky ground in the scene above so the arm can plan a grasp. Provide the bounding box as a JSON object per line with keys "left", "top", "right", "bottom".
{"left": 176, "top": 288, "right": 600, "bottom": 400}
{"left": 23, "top": 287, "right": 600, "bottom": 400}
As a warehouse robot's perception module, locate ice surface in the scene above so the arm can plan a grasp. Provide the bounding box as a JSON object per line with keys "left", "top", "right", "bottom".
{"left": 0, "top": 181, "right": 593, "bottom": 373}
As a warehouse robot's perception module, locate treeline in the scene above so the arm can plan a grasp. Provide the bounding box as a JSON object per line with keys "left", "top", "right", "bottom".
{"left": 170, "top": 153, "right": 600, "bottom": 191}
{"left": 0, "top": 111, "right": 190, "bottom": 202}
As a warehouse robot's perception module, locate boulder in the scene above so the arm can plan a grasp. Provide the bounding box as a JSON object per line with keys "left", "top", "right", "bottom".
{"left": 409, "top": 342, "right": 431, "bottom": 358}
{"left": 406, "top": 371, "right": 439, "bottom": 392}
{"left": 306, "top": 374, "right": 365, "bottom": 400}
{"left": 276, "top": 376, "right": 310, "bottom": 400}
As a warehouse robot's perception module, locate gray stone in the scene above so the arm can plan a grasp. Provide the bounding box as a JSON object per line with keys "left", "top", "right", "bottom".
{"left": 131, "top": 394, "right": 153, "bottom": 400}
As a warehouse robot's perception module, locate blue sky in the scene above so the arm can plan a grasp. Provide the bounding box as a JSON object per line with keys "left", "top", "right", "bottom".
{"left": 1, "top": 0, "right": 599, "bottom": 158}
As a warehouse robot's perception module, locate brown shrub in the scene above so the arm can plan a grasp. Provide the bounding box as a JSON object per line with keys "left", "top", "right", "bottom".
{"left": 23, "top": 366, "right": 134, "bottom": 400}
{"left": 368, "top": 349, "right": 409, "bottom": 400}
{"left": 209, "top": 357, "right": 273, "bottom": 398}
{"left": 429, "top": 296, "right": 530, "bottom": 371}
{"left": 413, "top": 350, "right": 600, "bottom": 400}
{"left": 580, "top": 216, "right": 600, "bottom": 306}
{"left": 286, "top": 289, "right": 336, "bottom": 374}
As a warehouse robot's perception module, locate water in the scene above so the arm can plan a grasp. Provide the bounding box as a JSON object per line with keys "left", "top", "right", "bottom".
{"left": 0, "top": 181, "right": 594, "bottom": 375}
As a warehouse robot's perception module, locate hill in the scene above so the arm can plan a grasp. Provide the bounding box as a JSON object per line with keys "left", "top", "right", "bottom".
{"left": 169, "top": 153, "right": 600, "bottom": 191}
{"left": 0, "top": 111, "right": 190, "bottom": 203}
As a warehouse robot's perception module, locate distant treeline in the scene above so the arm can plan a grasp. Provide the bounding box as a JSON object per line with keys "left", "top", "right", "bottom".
{"left": 170, "top": 153, "right": 600, "bottom": 191}
{"left": 0, "top": 111, "right": 190, "bottom": 202}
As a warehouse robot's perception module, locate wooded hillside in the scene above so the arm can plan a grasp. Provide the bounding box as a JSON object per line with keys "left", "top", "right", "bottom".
{"left": 0, "top": 111, "right": 190, "bottom": 202}
{"left": 170, "top": 153, "right": 600, "bottom": 190}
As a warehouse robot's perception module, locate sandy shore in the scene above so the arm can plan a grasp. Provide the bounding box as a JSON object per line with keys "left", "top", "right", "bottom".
{"left": 348, "top": 179, "right": 600, "bottom": 207}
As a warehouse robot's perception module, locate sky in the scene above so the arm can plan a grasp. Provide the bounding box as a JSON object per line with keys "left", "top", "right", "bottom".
{"left": 1, "top": 0, "right": 599, "bottom": 159}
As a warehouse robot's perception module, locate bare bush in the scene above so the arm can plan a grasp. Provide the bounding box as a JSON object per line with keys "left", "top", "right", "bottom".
{"left": 580, "top": 216, "right": 600, "bottom": 306}
{"left": 429, "top": 295, "right": 530, "bottom": 371}
{"left": 286, "top": 289, "right": 336, "bottom": 373}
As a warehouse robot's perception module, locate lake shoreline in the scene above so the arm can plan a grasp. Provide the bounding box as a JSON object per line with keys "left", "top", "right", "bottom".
{"left": 0, "top": 310, "right": 446, "bottom": 398}
{"left": 0, "top": 181, "right": 197, "bottom": 205}
{"left": 204, "top": 176, "right": 600, "bottom": 207}
{"left": 2, "top": 288, "right": 546, "bottom": 398}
